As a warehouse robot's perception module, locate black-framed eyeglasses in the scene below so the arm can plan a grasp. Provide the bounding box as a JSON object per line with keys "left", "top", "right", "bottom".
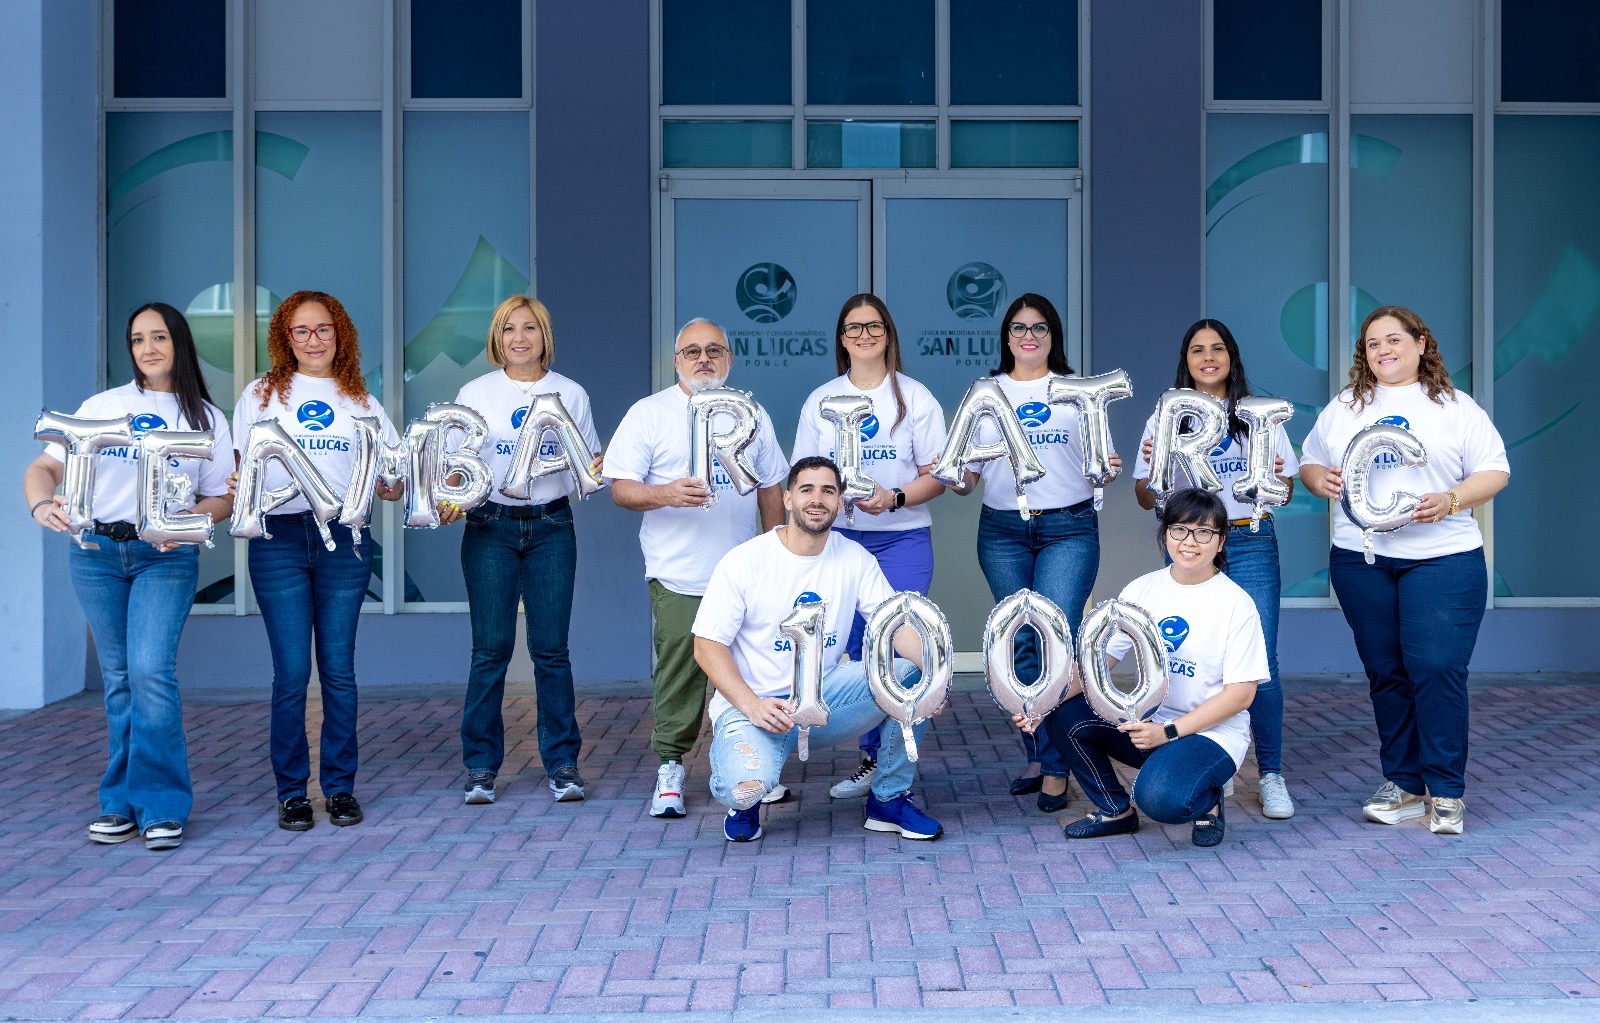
{"left": 676, "top": 344, "right": 729, "bottom": 361}
{"left": 841, "top": 321, "right": 887, "bottom": 339}
{"left": 1007, "top": 322, "right": 1050, "bottom": 339}
{"left": 289, "top": 323, "right": 336, "bottom": 344}
{"left": 1166, "top": 524, "right": 1221, "bottom": 544}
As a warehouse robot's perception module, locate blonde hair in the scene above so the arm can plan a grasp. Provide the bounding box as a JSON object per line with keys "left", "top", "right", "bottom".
{"left": 486, "top": 295, "right": 555, "bottom": 369}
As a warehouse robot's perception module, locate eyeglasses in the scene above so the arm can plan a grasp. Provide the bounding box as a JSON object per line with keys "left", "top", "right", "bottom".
{"left": 1007, "top": 322, "right": 1050, "bottom": 339}
{"left": 1166, "top": 524, "right": 1221, "bottom": 544}
{"left": 841, "top": 321, "right": 887, "bottom": 339}
{"left": 289, "top": 323, "right": 336, "bottom": 344}
{"left": 676, "top": 344, "right": 729, "bottom": 361}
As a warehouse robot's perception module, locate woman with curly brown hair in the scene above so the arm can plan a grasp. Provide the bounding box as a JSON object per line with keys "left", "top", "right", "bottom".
{"left": 232, "top": 291, "right": 403, "bottom": 833}
{"left": 1300, "top": 306, "right": 1509, "bottom": 836}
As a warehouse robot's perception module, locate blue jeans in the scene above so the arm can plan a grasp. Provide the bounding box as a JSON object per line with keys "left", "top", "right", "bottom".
{"left": 460, "top": 501, "right": 581, "bottom": 776}
{"left": 709, "top": 658, "right": 926, "bottom": 808}
{"left": 70, "top": 540, "right": 198, "bottom": 828}
{"left": 249, "top": 513, "right": 373, "bottom": 802}
{"left": 834, "top": 526, "right": 935, "bottom": 759}
{"left": 976, "top": 502, "right": 1101, "bottom": 777}
{"left": 1223, "top": 518, "right": 1284, "bottom": 774}
{"left": 1329, "top": 545, "right": 1486, "bottom": 799}
{"left": 1046, "top": 693, "right": 1236, "bottom": 822}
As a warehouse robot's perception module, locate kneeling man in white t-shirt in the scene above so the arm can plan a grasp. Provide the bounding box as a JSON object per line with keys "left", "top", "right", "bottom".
{"left": 692, "top": 457, "right": 943, "bottom": 843}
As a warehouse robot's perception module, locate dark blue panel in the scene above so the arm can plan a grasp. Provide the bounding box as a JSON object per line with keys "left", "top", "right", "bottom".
{"left": 113, "top": 0, "right": 225, "bottom": 99}
{"left": 1502, "top": 0, "right": 1600, "bottom": 103}
{"left": 807, "top": 0, "right": 934, "bottom": 105}
{"left": 663, "top": 0, "right": 791, "bottom": 104}
{"left": 1212, "top": 0, "right": 1321, "bottom": 102}
{"left": 411, "top": 0, "right": 522, "bottom": 99}
{"left": 950, "top": 0, "right": 1078, "bottom": 106}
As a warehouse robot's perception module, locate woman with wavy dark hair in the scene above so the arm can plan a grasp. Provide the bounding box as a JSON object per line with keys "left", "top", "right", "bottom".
{"left": 232, "top": 291, "right": 402, "bottom": 833}
{"left": 792, "top": 294, "right": 947, "bottom": 801}
{"left": 1300, "top": 306, "right": 1508, "bottom": 836}
{"left": 23, "top": 303, "right": 235, "bottom": 851}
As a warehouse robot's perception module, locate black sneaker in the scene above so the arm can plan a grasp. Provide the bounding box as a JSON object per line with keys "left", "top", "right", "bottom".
{"left": 326, "top": 792, "right": 364, "bottom": 827}
{"left": 464, "top": 771, "right": 497, "bottom": 805}
{"left": 547, "top": 767, "right": 584, "bottom": 802}
{"left": 278, "top": 796, "right": 315, "bottom": 832}
{"left": 88, "top": 813, "right": 137, "bottom": 844}
{"left": 143, "top": 821, "right": 183, "bottom": 851}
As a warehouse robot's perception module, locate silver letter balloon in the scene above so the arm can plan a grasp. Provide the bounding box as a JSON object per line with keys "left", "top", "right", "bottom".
{"left": 862, "top": 592, "right": 953, "bottom": 763}
{"left": 687, "top": 387, "right": 763, "bottom": 505}
{"left": 816, "top": 394, "right": 878, "bottom": 524}
{"left": 1340, "top": 422, "right": 1428, "bottom": 564}
{"left": 1077, "top": 598, "right": 1170, "bottom": 726}
{"left": 1046, "top": 370, "right": 1132, "bottom": 510}
{"left": 781, "top": 599, "right": 830, "bottom": 761}
{"left": 983, "top": 589, "right": 1075, "bottom": 732}
{"left": 33, "top": 411, "right": 136, "bottom": 549}
{"left": 231, "top": 420, "right": 343, "bottom": 550}
{"left": 499, "top": 392, "right": 605, "bottom": 501}
{"left": 339, "top": 416, "right": 414, "bottom": 541}
{"left": 930, "top": 377, "right": 1046, "bottom": 519}
{"left": 1145, "top": 388, "right": 1228, "bottom": 509}
{"left": 1232, "top": 396, "right": 1294, "bottom": 531}
{"left": 136, "top": 430, "right": 217, "bottom": 547}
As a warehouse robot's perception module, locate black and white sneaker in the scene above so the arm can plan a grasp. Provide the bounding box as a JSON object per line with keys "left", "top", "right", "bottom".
{"left": 88, "top": 814, "right": 137, "bottom": 844}
{"left": 143, "top": 821, "right": 184, "bottom": 851}
{"left": 547, "top": 767, "right": 584, "bottom": 802}
{"left": 464, "top": 771, "right": 497, "bottom": 805}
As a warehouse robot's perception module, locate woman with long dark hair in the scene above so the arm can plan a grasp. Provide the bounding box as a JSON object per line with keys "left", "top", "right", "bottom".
{"left": 792, "top": 294, "right": 947, "bottom": 800}
{"left": 1132, "top": 319, "right": 1300, "bottom": 819}
{"left": 23, "top": 303, "right": 235, "bottom": 851}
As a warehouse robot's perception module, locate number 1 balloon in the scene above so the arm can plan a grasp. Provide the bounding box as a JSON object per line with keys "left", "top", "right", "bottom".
{"left": 862, "top": 592, "right": 953, "bottom": 763}
{"left": 1046, "top": 370, "right": 1133, "bottom": 511}
{"left": 817, "top": 394, "right": 877, "bottom": 526}
{"left": 983, "top": 589, "right": 1075, "bottom": 732}
{"left": 500, "top": 392, "right": 605, "bottom": 501}
{"left": 780, "top": 599, "right": 829, "bottom": 761}
{"left": 231, "top": 419, "right": 342, "bottom": 550}
{"left": 1232, "top": 396, "right": 1294, "bottom": 532}
{"left": 930, "top": 377, "right": 1046, "bottom": 520}
{"left": 687, "top": 387, "right": 763, "bottom": 506}
{"left": 1077, "top": 598, "right": 1170, "bottom": 726}
{"left": 33, "top": 411, "right": 135, "bottom": 549}
{"left": 1145, "top": 388, "right": 1227, "bottom": 510}
{"left": 1340, "top": 422, "right": 1428, "bottom": 564}
{"left": 136, "top": 429, "right": 217, "bottom": 548}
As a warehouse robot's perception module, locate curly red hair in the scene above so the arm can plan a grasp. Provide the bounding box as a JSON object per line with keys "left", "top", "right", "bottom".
{"left": 254, "top": 290, "right": 374, "bottom": 410}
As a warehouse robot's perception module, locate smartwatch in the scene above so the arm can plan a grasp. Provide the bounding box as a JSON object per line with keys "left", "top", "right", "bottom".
{"left": 892, "top": 487, "right": 906, "bottom": 510}
{"left": 1163, "top": 722, "right": 1179, "bottom": 742}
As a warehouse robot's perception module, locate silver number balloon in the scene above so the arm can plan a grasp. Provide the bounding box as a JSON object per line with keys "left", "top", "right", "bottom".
{"left": 33, "top": 412, "right": 136, "bottom": 549}
{"left": 426, "top": 403, "right": 494, "bottom": 516}
{"left": 499, "top": 392, "right": 605, "bottom": 501}
{"left": 817, "top": 394, "right": 877, "bottom": 526}
{"left": 1340, "top": 422, "right": 1428, "bottom": 564}
{"left": 781, "top": 599, "right": 829, "bottom": 761}
{"left": 1077, "top": 598, "right": 1170, "bottom": 726}
{"left": 930, "top": 377, "right": 1046, "bottom": 520}
{"left": 687, "top": 387, "right": 763, "bottom": 505}
{"left": 1232, "top": 396, "right": 1295, "bottom": 531}
{"left": 1046, "top": 370, "right": 1133, "bottom": 511}
{"left": 231, "top": 420, "right": 342, "bottom": 550}
{"left": 983, "top": 589, "right": 1075, "bottom": 732}
{"left": 1146, "top": 388, "right": 1228, "bottom": 509}
{"left": 862, "top": 592, "right": 953, "bottom": 763}
{"left": 136, "top": 430, "right": 216, "bottom": 548}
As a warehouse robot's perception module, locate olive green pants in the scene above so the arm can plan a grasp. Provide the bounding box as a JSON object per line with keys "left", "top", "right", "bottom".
{"left": 648, "top": 579, "right": 711, "bottom": 763}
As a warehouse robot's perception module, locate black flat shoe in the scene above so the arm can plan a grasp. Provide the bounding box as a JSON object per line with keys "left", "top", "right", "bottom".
{"left": 1037, "top": 788, "right": 1070, "bottom": 814}
{"left": 1009, "top": 774, "right": 1044, "bottom": 796}
{"left": 1063, "top": 809, "right": 1140, "bottom": 839}
{"left": 326, "top": 792, "right": 364, "bottom": 827}
{"left": 278, "top": 796, "right": 314, "bottom": 832}
{"left": 1191, "top": 801, "right": 1226, "bottom": 847}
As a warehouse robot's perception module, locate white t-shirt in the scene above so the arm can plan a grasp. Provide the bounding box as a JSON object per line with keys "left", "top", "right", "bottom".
{"left": 605, "top": 384, "right": 790, "bottom": 596}
{"left": 1132, "top": 406, "right": 1301, "bottom": 521}
{"left": 232, "top": 374, "right": 400, "bottom": 515}
{"left": 971, "top": 373, "right": 1094, "bottom": 511}
{"left": 43, "top": 382, "right": 234, "bottom": 525}
{"left": 453, "top": 369, "right": 601, "bottom": 506}
{"left": 694, "top": 528, "right": 896, "bottom": 724}
{"left": 791, "top": 372, "right": 947, "bottom": 532}
{"left": 1105, "top": 568, "right": 1268, "bottom": 769}
{"left": 1300, "top": 383, "right": 1509, "bottom": 559}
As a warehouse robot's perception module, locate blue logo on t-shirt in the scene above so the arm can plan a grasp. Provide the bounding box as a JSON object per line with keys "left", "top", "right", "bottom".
{"left": 512, "top": 405, "right": 530, "bottom": 431}
{"left": 859, "top": 415, "right": 880, "bottom": 442}
{"left": 794, "top": 591, "right": 822, "bottom": 607}
{"left": 130, "top": 413, "right": 168, "bottom": 437}
{"left": 1016, "top": 401, "right": 1051, "bottom": 428}
{"left": 1159, "top": 616, "right": 1190, "bottom": 652}
{"left": 1209, "top": 435, "right": 1233, "bottom": 458}
{"left": 1376, "top": 415, "right": 1410, "bottom": 430}
{"left": 297, "top": 400, "right": 335, "bottom": 432}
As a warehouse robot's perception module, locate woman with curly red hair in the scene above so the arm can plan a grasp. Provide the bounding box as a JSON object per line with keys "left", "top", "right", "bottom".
{"left": 232, "top": 291, "right": 402, "bottom": 833}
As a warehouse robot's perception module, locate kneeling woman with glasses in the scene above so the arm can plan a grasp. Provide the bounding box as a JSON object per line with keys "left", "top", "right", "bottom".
{"left": 1024, "top": 489, "right": 1267, "bottom": 847}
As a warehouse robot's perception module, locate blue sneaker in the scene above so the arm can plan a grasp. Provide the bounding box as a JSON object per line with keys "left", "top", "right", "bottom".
{"left": 723, "top": 804, "right": 762, "bottom": 842}
{"left": 864, "top": 791, "right": 943, "bottom": 840}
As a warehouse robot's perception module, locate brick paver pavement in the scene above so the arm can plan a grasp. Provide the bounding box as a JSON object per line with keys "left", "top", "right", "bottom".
{"left": 0, "top": 675, "right": 1595, "bottom": 1019}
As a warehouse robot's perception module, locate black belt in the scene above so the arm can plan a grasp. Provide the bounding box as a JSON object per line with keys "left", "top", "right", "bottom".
{"left": 1024, "top": 498, "right": 1095, "bottom": 518}
{"left": 91, "top": 520, "right": 139, "bottom": 542}
{"left": 499, "top": 496, "right": 570, "bottom": 520}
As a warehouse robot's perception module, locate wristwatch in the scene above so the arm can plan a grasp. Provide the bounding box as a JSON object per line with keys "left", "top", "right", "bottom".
{"left": 1445, "top": 490, "right": 1460, "bottom": 516}
{"left": 892, "top": 487, "right": 906, "bottom": 510}
{"left": 1163, "top": 722, "right": 1179, "bottom": 742}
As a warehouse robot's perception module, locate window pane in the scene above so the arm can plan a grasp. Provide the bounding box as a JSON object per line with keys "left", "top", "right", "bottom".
{"left": 950, "top": 120, "right": 1078, "bottom": 167}
{"left": 806, "top": 120, "right": 934, "bottom": 167}
{"left": 255, "top": 0, "right": 382, "bottom": 105}
{"left": 1205, "top": 114, "right": 1330, "bottom": 597}
{"left": 663, "top": 120, "right": 792, "bottom": 167}
{"left": 1501, "top": 0, "right": 1600, "bottom": 103}
{"left": 1212, "top": 0, "right": 1322, "bottom": 102}
{"left": 950, "top": 0, "right": 1077, "bottom": 106}
{"left": 807, "top": 0, "right": 934, "bottom": 105}
{"left": 410, "top": 0, "right": 522, "bottom": 99}
{"left": 663, "top": 0, "right": 791, "bottom": 104}
{"left": 113, "top": 0, "right": 226, "bottom": 99}
{"left": 1493, "top": 116, "right": 1600, "bottom": 597}
{"left": 106, "top": 112, "right": 235, "bottom": 604}
{"left": 402, "top": 112, "right": 530, "bottom": 604}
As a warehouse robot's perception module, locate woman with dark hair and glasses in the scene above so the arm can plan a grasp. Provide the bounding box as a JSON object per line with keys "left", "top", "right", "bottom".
{"left": 792, "top": 294, "right": 947, "bottom": 801}
{"left": 951, "top": 292, "right": 1117, "bottom": 814}
{"left": 23, "top": 303, "right": 235, "bottom": 852}
{"left": 1023, "top": 488, "right": 1267, "bottom": 847}
{"left": 1131, "top": 319, "right": 1300, "bottom": 820}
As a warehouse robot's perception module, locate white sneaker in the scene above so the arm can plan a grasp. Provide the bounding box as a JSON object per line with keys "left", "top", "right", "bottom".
{"left": 651, "top": 761, "right": 687, "bottom": 818}
{"left": 1258, "top": 773, "right": 1295, "bottom": 819}
{"left": 829, "top": 757, "right": 877, "bottom": 799}
{"left": 1223, "top": 775, "right": 1235, "bottom": 797}
{"left": 760, "top": 783, "right": 790, "bottom": 804}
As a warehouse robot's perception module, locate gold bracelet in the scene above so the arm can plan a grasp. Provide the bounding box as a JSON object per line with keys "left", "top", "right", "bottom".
{"left": 1446, "top": 490, "right": 1461, "bottom": 516}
